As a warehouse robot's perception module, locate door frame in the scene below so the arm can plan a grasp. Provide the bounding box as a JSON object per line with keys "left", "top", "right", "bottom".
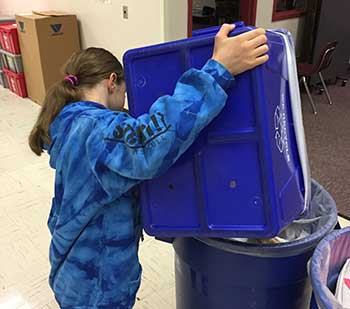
{"left": 187, "top": 0, "right": 258, "bottom": 37}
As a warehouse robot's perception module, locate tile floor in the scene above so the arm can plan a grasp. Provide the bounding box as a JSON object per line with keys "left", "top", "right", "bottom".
{"left": 0, "top": 87, "right": 349, "bottom": 308}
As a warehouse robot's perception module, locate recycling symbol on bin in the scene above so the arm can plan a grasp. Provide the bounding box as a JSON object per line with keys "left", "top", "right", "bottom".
{"left": 274, "top": 105, "right": 284, "bottom": 153}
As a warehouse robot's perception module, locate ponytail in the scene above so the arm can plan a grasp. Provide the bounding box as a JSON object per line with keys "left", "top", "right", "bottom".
{"left": 28, "top": 47, "right": 124, "bottom": 156}
{"left": 29, "top": 79, "right": 80, "bottom": 155}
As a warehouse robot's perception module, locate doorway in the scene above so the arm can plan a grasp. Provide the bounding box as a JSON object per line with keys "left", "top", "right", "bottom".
{"left": 187, "top": 0, "right": 257, "bottom": 37}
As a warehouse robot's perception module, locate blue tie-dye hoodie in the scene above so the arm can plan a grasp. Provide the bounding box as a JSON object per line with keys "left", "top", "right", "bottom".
{"left": 47, "top": 59, "right": 234, "bottom": 308}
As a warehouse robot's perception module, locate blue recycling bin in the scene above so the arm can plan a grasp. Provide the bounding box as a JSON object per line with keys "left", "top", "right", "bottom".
{"left": 123, "top": 23, "right": 310, "bottom": 238}
{"left": 173, "top": 180, "right": 337, "bottom": 309}
{"left": 309, "top": 227, "right": 350, "bottom": 309}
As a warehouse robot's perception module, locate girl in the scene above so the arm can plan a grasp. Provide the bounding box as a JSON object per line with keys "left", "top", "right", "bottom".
{"left": 29, "top": 24, "right": 269, "bottom": 308}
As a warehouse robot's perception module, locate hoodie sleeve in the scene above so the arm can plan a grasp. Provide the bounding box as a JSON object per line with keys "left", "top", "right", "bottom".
{"left": 86, "top": 59, "right": 234, "bottom": 189}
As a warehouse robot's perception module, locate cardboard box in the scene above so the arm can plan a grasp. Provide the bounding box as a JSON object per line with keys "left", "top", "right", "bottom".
{"left": 16, "top": 11, "right": 80, "bottom": 104}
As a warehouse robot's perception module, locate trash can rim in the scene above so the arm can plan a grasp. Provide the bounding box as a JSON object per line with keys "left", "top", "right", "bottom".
{"left": 195, "top": 180, "right": 338, "bottom": 258}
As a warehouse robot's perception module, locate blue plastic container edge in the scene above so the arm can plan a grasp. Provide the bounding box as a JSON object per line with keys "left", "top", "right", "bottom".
{"left": 195, "top": 180, "right": 338, "bottom": 258}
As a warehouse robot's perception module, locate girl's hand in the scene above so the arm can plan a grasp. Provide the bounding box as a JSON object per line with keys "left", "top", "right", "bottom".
{"left": 212, "top": 24, "right": 269, "bottom": 76}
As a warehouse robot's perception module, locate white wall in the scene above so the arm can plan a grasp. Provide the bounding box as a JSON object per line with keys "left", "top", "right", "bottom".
{"left": 1, "top": 0, "right": 188, "bottom": 59}
{"left": 255, "top": 0, "right": 304, "bottom": 55}
{"left": 0, "top": 0, "right": 49, "bottom": 16}
{"left": 48, "top": 0, "right": 165, "bottom": 60}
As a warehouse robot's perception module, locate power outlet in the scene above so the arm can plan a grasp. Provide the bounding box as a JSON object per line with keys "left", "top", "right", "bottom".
{"left": 123, "top": 6, "right": 128, "bottom": 19}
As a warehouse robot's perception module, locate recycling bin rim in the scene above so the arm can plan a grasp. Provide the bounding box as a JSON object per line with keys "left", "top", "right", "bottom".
{"left": 309, "top": 226, "right": 350, "bottom": 309}
{"left": 194, "top": 180, "right": 338, "bottom": 258}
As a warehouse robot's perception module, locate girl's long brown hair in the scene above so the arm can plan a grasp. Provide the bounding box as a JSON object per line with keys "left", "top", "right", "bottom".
{"left": 29, "top": 47, "right": 124, "bottom": 156}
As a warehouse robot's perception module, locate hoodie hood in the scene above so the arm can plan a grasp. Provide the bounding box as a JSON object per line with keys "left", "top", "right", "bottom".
{"left": 48, "top": 101, "right": 106, "bottom": 169}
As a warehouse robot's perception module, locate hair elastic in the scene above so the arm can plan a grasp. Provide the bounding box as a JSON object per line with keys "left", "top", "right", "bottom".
{"left": 65, "top": 74, "right": 79, "bottom": 87}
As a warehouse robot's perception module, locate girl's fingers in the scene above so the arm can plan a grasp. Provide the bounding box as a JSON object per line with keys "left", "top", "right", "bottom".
{"left": 254, "top": 54, "right": 269, "bottom": 66}
{"left": 249, "top": 34, "right": 268, "bottom": 48}
{"left": 216, "top": 24, "right": 236, "bottom": 39}
{"left": 239, "top": 28, "right": 266, "bottom": 41}
{"left": 252, "top": 44, "right": 269, "bottom": 57}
